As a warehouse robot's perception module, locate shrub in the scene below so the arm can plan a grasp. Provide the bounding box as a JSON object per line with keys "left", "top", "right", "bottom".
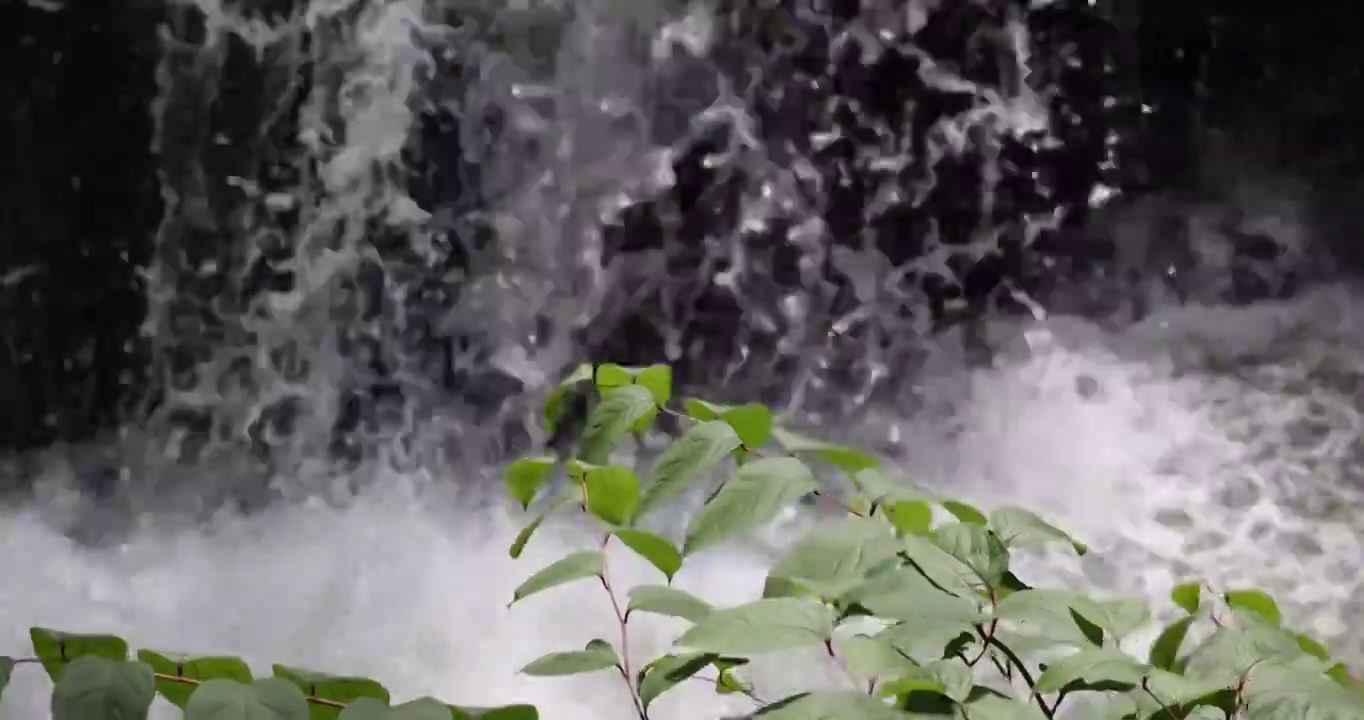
{"left": 5, "top": 361, "right": 1363, "bottom": 719}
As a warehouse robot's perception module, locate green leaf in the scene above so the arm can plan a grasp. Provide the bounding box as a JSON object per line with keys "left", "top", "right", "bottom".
{"left": 675, "top": 598, "right": 836, "bottom": 656}
{"left": 0, "top": 656, "right": 12, "bottom": 703}
{"left": 931, "top": 522, "right": 1010, "bottom": 586}
{"left": 1325, "top": 663, "right": 1356, "bottom": 688}
{"left": 899, "top": 535, "right": 980, "bottom": 598}
{"left": 960, "top": 693, "right": 1051, "bottom": 720}
{"left": 1224, "top": 589, "right": 1282, "bottom": 626}
{"left": 502, "top": 457, "right": 557, "bottom": 511}
{"left": 717, "top": 403, "right": 774, "bottom": 448}
{"left": 1293, "top": 633, "right": 1332, "bottom": 661}
{"left": 636, "top": 420, "right": 742, "bottom": 517}
{"left": 448, "top": 705, "right": 539, "bottom": 720}
{"left": 388, "top": 698, "right": 453, "bottom": 720}
{"left": 849, "top": 468, "right": 922, "bottom": 505}
{"left": 635, "top": 365, "right": 673, "bottom": 405}
{"left": 271, "top": 665, "right": 390, "bottom": 720}
{"left": 543, "top": 363, "right": 593, "bottom": 434}
{"left": 612, "top": 529, "right": 682, "bottom": 582}
{"left": 594, "top": 365, "right": 671, "bottom": 432}
{"left": 682, "top": 398, "right": 731, "bottom": 421}
{"left": 882, "top": 660, "right": 974, "bottom": 702}
{"left": 1171, "top": 581, "right": 1203, "bottom": 614}
{"left": 593, "top": 363, "right": 634, "bottom": 390}
{"left": 510, "top": 551, "right": 603, "bottom": 605}
{"left": 835, "top": 635, "right": 917, "bottom": 681}
{"left": 184, "top": 678, "right": 309, "bottom": 720}
{"left": 846, "top": 569, "right": 985, "bottom": 660}
{"left": 137, "top": 650, "right": 253, "bottom": 709}
{"left": 766, "top": 516, "right": 901, "bottom": 599}
{"left": 754, "top": 690, "right": 907, "bottom": 719}
{"left": 683, "top": 456, "right": 817, "bottom": 555}
{"left": 1138, "top": 669, "right": 1238, "bottom": 712}
{"left": 1240, "top": 657, "right": 1364, "bottom": 720}
{"left": 1101, "top": 598, "right": 1152, "bottom": 640}
{"left": 1244, "top": 684, "right": 1364, "bottom": 720}
{"left": 509, "top": 514, "right": 547, "bottom": 559}
{"left": 582, "top": 465, "right": 640, "bottom": 525}
{"left": 713, "top": 665, "right": 751, "bottom": 695}
{"left": 988, "top": 507, "right": 1088, "bottom": 555}
{"left": 993, "top": 589, "right": 1124, "bottom": 648}
{"left": 883, "top": 499, "right": 934, "bottom": 537}
{"left": 50, "top": 657, "right": 155, "bottom": 720}
{"left": 577, "top": 385, "right": 657, "bottom": 464}
{"left": 1241, "top": 654, "right": 1335, "bottom": 693}
{"left": 593, "top": 364, "right": 672, "bottom": 405}
{"left": 941, "top": 500, "right": 988, "bottom": 525}
{"left": 1182, "top": 626, "right": 1306, "bottom": 682}
{"left": 637, "top": 653, "right": 712, "bottom": 712}
{"left": 565, "top": 459, "right": 594, "bottom": 482}
{"left": 507, "top": 486, "right": 575, "bottom": 561}
{"left": 336, "top": 697, "right": 389, "bottom": 720}
{"left": 520, "top": 640, "right": 620, "bottom": 677}
{"left": 29, "top": 627, "right": 129, "bottom": 683}
{"left": 771, "top": 427, "right": 879, "bottom": 475}
{"left": 631, "top": 408, "right": 661, "bottom": 434}
{"left": 1148, "top": 616, "right": 1196, "bottom": 671}
{"left": 627, "top": 585, "right": 713, "bottom": 623}
{"left": 1033, "top": 647, "right": 1147, "bottom": 693}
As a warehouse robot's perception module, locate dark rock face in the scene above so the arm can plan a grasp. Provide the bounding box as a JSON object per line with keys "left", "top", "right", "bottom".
{"left": 577, "top": 0, "right": 1124, "bottom": 414}
{"left": 1, "top": 1, "right": 163, "bottom": 454}
{"left": 3, "top": 0, "right": 1361, "bottom": 492}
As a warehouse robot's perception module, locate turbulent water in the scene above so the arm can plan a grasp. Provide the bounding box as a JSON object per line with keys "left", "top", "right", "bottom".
{"left": 4, "top": 1, "right": 1364, "bottom": 718}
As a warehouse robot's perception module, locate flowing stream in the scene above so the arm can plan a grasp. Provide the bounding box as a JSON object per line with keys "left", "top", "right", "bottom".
{"left": 3, "top": 1, "right": 1363, "bottom": 718}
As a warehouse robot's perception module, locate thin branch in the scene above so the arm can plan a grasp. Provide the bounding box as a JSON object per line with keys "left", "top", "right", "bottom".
{"left": 977, "top": 632, "right": 1056, "bottom": 719}
{"left": 600, "top": 534, "right": 648, "bottom": 719}
{"left": 1140, "top": 678, "right": 1179, "bottom": 720}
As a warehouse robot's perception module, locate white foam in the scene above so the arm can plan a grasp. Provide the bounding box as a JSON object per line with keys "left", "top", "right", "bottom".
{"left": 0, "top": 486, "right": 828, "bottom": 719}
{"left": 895, "top": 286, "right": 1364, "bottom": 657}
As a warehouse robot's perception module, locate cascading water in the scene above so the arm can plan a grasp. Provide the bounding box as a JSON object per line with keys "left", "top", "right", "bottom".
{"left": 3, "top": 1, "right": 1363, "bottom": 718}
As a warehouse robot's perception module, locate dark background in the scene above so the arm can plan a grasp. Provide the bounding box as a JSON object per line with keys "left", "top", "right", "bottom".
{"left": 1, "top": 0, "right": 1360, "bottom": 454}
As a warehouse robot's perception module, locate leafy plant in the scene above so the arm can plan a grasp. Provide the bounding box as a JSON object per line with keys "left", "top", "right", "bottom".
{"left": 502, "top": 362, "right": 1364, "bottom": 719}
{"left": 0, "top": 627, "right": 537, "bottom": 719}
{"left": 6, "top": 360, "right": 1361, "bottom": 719}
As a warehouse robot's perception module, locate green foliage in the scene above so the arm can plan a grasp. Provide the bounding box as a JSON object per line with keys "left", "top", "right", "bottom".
{"left": 613, "top": 529, "right": 682, "bottom": 581}
{"left": 137, "top": 651, "right": 253, "bottom": 708}
{"left": 4, "top": 631, "right": 538, "bottom": 720}
{"left": 510, "top": 550, "right": 603, "bottom": 605}
{"left": 503, "top": 361, "right": 1364, "bottom": 719}
{"left": 626, "top": 585, "right": 713, "bottom": 622}
{"left": 681, "top": 456, "right": 816, "bottom": 555}
{"left": 184, "top": 678, "right": 309, "bottom": 720}
{"left": 8, "top": 361, "right": 1361, "bottom": 720}
{"left": 520, "top": 639, "right": 621, "bottom": 677}
{"left": 51, "top": 656, "right": 155, "bottom": 720}
{"left": 271, "top": 665, "right": 390, "bottom": 720}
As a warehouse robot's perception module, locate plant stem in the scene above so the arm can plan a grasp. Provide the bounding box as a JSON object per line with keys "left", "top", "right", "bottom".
{"left": 600, "top": 534, "right": 648, "bottom": 719}
{"left": 976, "top": 632, "right": 1056, "bottom": 719}
{"left": 967, "top": 588, "right": 1000, "bottom": 668}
